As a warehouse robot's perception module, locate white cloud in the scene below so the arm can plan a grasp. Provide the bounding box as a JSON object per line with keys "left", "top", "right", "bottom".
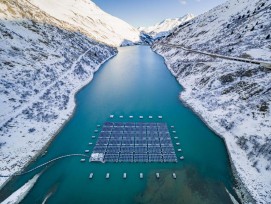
{"left": 179, "top": 0, "right": 187, "bottom": 5}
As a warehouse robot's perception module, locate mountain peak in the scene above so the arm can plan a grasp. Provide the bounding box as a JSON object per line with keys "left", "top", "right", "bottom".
{"left": 139, "top": 14, "right": 195, "bottom": 39}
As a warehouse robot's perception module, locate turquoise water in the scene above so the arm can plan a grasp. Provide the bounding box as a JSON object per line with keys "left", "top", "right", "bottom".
{"left": 1, "top": 46, "right": 237, "bottom": 203}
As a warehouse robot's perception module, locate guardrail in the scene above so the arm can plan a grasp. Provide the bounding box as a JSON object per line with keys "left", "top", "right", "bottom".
{"left": 160, "top": 43, "right": 271, "bottom": 69}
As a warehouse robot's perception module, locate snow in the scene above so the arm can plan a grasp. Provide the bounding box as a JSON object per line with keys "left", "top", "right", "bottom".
{"left": 1, "top": 173, "right": 41, "bottom": 204}
{"left": 0, "top": 0, "right": 117, "bottom": 189}
{"left": 245, "top": 48, "right": 271, "bottom": 61}
{"left": 30, "top": 0, "right": 141, "bottom": 46}
{"left": 90, "top": 153, "right": 104, "bottom": 162}
{"left": 153, "top": 0, "right": 271, "bottom": 203}
{"left": 139, "top": 14, "right": 195, "bottom": 39}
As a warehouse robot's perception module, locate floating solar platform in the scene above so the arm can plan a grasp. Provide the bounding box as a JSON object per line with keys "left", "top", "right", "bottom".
{"left": 91, "top": 122, "right": 177, "bottom": 163}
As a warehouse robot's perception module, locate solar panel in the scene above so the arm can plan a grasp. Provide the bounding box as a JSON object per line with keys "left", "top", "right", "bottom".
{"left": 161, "top": 147, "right": 175, "bottom": 154}
{"left": 124, "top": 122, "right": 135, "bottom": 127}
{"left": 92, "top": 121, "right": 177, "bottom": 163}
{"left": 134, "top": 146, "right": 148, "bottom": 154}
{"left": 148, "top": 140, "right": 160, "bottom": 145}
{"left": 148, "top": 146, "right": 162, "bottom": 153}
{"left": 106, "top": 146, "right": 120, "bottom": 154}
{"left": 108, "top": 140, "right": 122, "bottom": 145}
{"left": 134, "top": 154, "right": 148, "bottom": 162}
{"left": 96, "top": 139, "right": 109, "bottom": 145}
{"left": 112, "top": 127, "right": 124, "bottom": 131}
{"left": 163, "top": 154, "right": 177, "bottom": 162}
{"left": 119, "top": 154, "right": 133, "bottom": 162}
{"left": 93, "top": 146, "right": 107, "bottom": 153}
{"left": 120, "top": 146, "right": 133, "bottom": 153}
{"left": 104, "top": 122, "right": 114, "bottom": 126}
{"left": 114, "top": 122, "right": 124, "bottom": 127}
{"left": 148, "top": 122, "right": 157, "bottom": 126}
{"left": 104, "top": 154, "right": 119, "bottom": 162}
{"left": 149, "top": 154, "right": 163, "bottom": 162}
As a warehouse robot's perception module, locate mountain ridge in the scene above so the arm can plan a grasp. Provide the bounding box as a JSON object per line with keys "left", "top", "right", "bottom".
{"left": 139, "top": 14, "right": 195, "bottom": 39}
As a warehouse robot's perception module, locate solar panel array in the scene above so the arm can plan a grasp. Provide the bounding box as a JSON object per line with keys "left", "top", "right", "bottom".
{"left": 92, "top": 122, "right": 177, "bottom": 163}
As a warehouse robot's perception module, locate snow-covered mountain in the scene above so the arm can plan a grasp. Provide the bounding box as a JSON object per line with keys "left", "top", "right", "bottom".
{"left": 0, "top": 0, "right": 143, "bottom": 188}
{"left": 28, "top": 0, "right": 141, "bottom": 47}
{"left": 139, "top": 14, "right": 195, "bottom": 39}
{"left": 153, "top": 0, "right": 271, "bottom": 203}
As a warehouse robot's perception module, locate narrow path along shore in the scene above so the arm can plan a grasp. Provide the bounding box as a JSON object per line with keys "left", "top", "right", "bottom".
{"left": 160, "top": 43, "right": 271, "bottom": 69}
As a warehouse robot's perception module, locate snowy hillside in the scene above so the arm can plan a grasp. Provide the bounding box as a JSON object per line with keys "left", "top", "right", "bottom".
{"left": 29, "top": 0, "right": 141, "bottom": 46}
{"left": 0, "top": 0, "right": 118, "bottom": 188}
{"left": 153, "top": 0, "right": 271, "bottom": 203}
{"left": 139, "top": 14, "right": 195, "bottom": 39}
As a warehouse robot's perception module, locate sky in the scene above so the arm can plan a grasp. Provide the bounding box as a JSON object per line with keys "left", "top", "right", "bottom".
{"left": 92, "top": 0, "right": 226, "bottom": 28}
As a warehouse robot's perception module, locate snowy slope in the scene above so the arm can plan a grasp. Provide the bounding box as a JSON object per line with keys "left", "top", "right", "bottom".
{"left": 29, "top": 0, "right": 141, "bottom": 46}
{"left": 0, "top": 0, "right": 117, "bottom": 188}
{"left": 139, "top": 14, "right": 195, "bottom": 39}
{"left": 153, "top": 0, "right": 271, "bottom": 203}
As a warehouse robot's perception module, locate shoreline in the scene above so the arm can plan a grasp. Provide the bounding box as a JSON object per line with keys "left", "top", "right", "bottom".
{"left": 0, "top": 52, "right": 117, "bottom": 191}
{"left": 153, "top": 47, "right": 255, "bottom": 203}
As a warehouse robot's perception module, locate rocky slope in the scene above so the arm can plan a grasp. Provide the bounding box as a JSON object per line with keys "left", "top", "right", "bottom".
{"left": 0, "top": 0, "right": 141, "bottom": 188}
{"left": 152, "top": 0, "right": 271, "bottom": 203}
{"left": 139, "top": 14, "right": 195, "bottom": 40}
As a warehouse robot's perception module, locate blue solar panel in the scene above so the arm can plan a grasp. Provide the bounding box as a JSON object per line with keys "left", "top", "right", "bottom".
{"left": 148, "top": 146, "right": 162, "bottom": 153}
{"left": 134, "top": 154, "right": 148, "bottom": 162}
{"left": 148, "top": 123, "right": 157, "bottom": 126}
{"left": 119, "top": 154, "right": 133, "bottom": 162}
{"left": 102, "top": 126, "right": 112, "bottom": 131}
{"left": 114, "top": 122, "right": 124, "bottom": 127}
{"left": 149, "top": 154, "right": 163, "bottom": 162}
{"left": 124, "top": 122, "right": 135, "bottom": 127}
{"left": 161, "top": 147, "right": 175, "bottom": 153}
{"left": 104, "top": 122, "right": 114, "bottom": 126}
{"left": 108, "top": 140, "right": 122, "bottom": 145}
{"left": 122, "top": 140, "right": 134, "bottom": 145}
{"left": 93, "top": 146, "right": 107, "bottom": 153}
{"left": 148, "top": 140, "right": 160, "bottom": 145}
{"left": 104, "top": 154, "right": 119, "bottom": 162}
{"left": 106, "top": 146, "right": 120, "bottom": 154}
{"left": 163, "top": 154, "right": 177, "bottom": 162}
{"left": 120, "top": 146, "right": 133, "bottom": 153}
{"left": 134, "top": 146, "right": 148, "bottom": 153}
{"left": 92, "top": 122, "right": 177, "bottom": 163}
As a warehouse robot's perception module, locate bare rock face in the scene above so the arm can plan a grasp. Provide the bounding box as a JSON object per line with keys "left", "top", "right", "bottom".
{"left": 152, "top": 0, "right": 271, "bottom": 203}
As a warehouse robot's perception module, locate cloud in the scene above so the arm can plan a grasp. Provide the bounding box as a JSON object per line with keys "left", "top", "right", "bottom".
{"left": 179, "top": 0, "right": 187, "bottom": 5}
